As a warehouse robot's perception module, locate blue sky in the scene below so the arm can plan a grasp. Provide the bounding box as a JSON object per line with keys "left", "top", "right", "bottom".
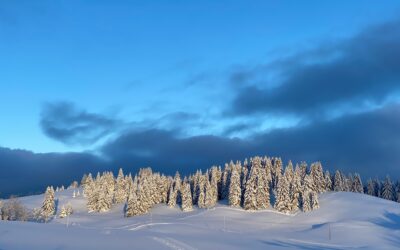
{"left": 1, "top": 1, "right": 400, "bottom": 196}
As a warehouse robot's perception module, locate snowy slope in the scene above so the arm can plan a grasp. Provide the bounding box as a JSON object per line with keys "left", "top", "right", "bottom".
{"left": 0, "top": 190, "right": 400, "bottom": 249}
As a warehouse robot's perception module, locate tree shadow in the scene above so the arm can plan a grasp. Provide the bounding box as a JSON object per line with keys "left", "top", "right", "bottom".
{"left": 260, "top": 239, "right": 367, "bottom": 250}
{"left": 370, "top": 211, "right": 400, "bottom": 230}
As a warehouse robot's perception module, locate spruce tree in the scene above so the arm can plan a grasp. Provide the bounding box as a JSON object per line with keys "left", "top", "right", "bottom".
{"left": 228, "top": 165, "right": 242, "bottom": 207}
{"left": 125, "top": 187, "right": 140, "bottom": 217}
{"left": 352, "top": 173, "right": 363, "bottom": 193}
{"left": 324, "top": 170, "right": 333, "bottom": 191}
{"left": 181, "top": 183, "right": 193, "bottom": 212}
{"left": 290, "top": 166, "right": 302, "bottom": 212}
{"left": 114, "top": 168, "right": 127, "bottom": 204}
{"left": 41, "top": 186, "right": 55, "bottom": 222}
{"left": 310, "top": 162, "right": 324, "bottom": 193}
{"left": 243, "top": 161, "right": 258, "bottom": 210}
{"left": 382, "top": 176, "right": 395, "bottom": 201}
{"left": 310, "top": 192, "right": 319, "bottom": 210}
{"left": 302, "top": 175, "right": 315, "bottom": 212}
{"left": 197, "top": 178, "right": 206, "bottom": 208}
{"left": 334, "top": 170, "right": 343, "bottom": 191}
{"left": 274, "top": 175, "right": 291, "bottom": 213}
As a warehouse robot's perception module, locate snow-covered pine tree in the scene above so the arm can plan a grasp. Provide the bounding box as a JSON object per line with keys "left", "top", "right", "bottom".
{"left": 228, "top": 164, "right": 241, "bottom": 207}
{"left": 334, "top": 170, "right": 343, "bottom": 191}
{"left": 284, "top": 161, "right": 294, "bottom": 183}
{"left": 366, "top": 178, "right": 376, "bottom": 196}
{"left": 204, "top": 178, "right": 216, "bottom": 208}
{"left": 272, "top": 158, "right": 283, "bottom": 190}
{"left": 381, "top": 176, "right": 395, "bottom": 201}
{"left": 243, "top": 160, "right": 258, "bottom": 210}
{"left": 81, "top": 173, "right": 88, "bottom": 186}
{"left": 290, "top": 166, "right": 302, "bottom": 212}
{"left": 221, "top": 162, "right": 232, "bottom": 199}
{"left": 197, "top": 176, "right": 206, "bottom": 208}
{"left": 114, "top": 168, "right": 127, "bottom": 204}
{"left": 310, "top": 191, "right": 319, "bottom": 210}
{"left": 181, "top": 182, "right": 193, "bottom": 212}
{"left": 299, "top": 162, "right": 308, "bottom": 184}
{"left": 324, "top": 170, "right": 333, "bottom": 191}
{"left": 255, "top": 157, "right": 270, "bottom": 209}
{"left": 274, "top": 175, "right": 291, "bottom": 213}
{"left": 302, "top": 175, "right": 314, "bottom": 212}
{"left": 59, "top": 205, "right": 67, "bottom": 218}
{"left": 309, "top": 162, "right": 324, "bottom": 193}
{"left": 83, "top": 173, "right": 94, "bottom": 198}
{"left": 125, "top": 186, "right": 140, "bottom": 217}
{"left": 41, "top": 186, "right": 55, "bottom": 222}
{"left": 59, "top": 203, "right": 73, "bottom": 218}
{"left": 167, "top": 183, "right": 177, "bottom": 208}
{"left": 352, "top": 173, "right": 363, "bottom": 193}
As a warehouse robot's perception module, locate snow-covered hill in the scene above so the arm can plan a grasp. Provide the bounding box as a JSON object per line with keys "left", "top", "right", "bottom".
{"left": 0, "top": 190, "right": 399, "bottom": 249}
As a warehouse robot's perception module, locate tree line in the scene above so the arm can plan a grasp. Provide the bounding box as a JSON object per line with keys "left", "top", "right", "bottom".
{"left": 1, "top": 155, "right": 400, "bottom": 222}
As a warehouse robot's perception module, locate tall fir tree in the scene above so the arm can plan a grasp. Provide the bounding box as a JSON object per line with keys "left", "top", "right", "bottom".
{"left": 381, "top": 176, "right": 395, "bottom": 201}
{"left": 114, "top": 168, "right": 127, "bottom": 204}
{"left": 181, "top": 182, "right": 193, "bottom": 212}
{"left": 334, "top": 170, "right": 344, "bottom": 191}
{"left": 243, "top": 161, "right": 259, "bottom": 210}
{"left": 228, "top": 165, "right": 242, "bottom": 207}
{"left": 352, "top": 173, "right": 364, "bottom": 193}
{"left": 41, "top": 186, "right": 55, "bottom": 222}
{"left": 274, "top": 175, "right": 291, "bottom": 213}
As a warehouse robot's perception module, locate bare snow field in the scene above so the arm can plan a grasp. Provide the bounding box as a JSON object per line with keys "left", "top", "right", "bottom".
{"left": 0, "top": 190, "right": 400, "bottom": 249}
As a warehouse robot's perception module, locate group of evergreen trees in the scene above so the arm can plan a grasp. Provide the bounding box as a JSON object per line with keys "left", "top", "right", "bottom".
{"left": 78, "top": 156, "right": 340, "bottom": 217}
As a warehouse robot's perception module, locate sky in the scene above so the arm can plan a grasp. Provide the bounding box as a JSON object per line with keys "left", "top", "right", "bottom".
{"left": 1, "top": 1, "right": 400, "bottom": 197}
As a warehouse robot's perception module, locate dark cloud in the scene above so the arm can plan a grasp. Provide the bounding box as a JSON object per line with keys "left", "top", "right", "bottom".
{"left": 102, "top": 103, "right": 400, "bottom": 180}
{"left": 0, "top": 147, "right": 108, "bottom": 198}
{"left": 101, "top": 129, "right": 254, "bottom": 175}
{"left": 40, "top": 102, "right": 118, "bottom": 146}
{"left": 228, "top": 19, "right": 400, "bottom": 117}
{"left": 2, "top": 103, "right": 400, "bottom": 197}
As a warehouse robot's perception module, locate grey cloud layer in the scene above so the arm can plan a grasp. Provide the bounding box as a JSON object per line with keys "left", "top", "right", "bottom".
{"left": 228, "top": 20, "right": 400, "bottom": 117}
{"left": 40, "top": 102, "right": 119, "bottom": 146}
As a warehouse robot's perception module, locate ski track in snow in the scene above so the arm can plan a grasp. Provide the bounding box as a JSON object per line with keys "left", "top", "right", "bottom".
{"left": 152, "top": 236, "right": 197, "bottom": 250}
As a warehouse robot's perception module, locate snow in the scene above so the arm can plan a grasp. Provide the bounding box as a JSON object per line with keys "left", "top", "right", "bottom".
{"left": 1, "top": 189, "right": 400, "bottom": 249}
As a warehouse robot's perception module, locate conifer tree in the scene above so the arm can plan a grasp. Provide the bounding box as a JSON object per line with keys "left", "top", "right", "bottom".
{"left": 302, "top": 192, "right": 312, "bottom": 212}
{"left": 310, "top": 192, "right": 319, "bottom": 210}
{"left": 41, "top": 186, "right": 55, "bottom": 222}
{"left": 334, "top": 170, "right": 343, "bottom": 191}
{"left": 352, "top": 173, "right": 363, "bottom": 193}
{"left": 366, "top": 179, "right": 376, "bottom": 196}
{"left": 181, "top": 182, "right": 193, "bottom": 212}
{"left": 167, "top": 183, "right": 177, "bottom": 208}
{"left": 382, "top": 176, "right": 395, "bottom": 201}
{"left": 299, "top": 162, "right": 308, "bottom": 184}
{"left": 228, "top": 165, "right": 242, "bottom": 207}
{"left": 324, "top": 170, "right": 333, "bottom": 191}
{"left": 204, "top": 179, "right": 217, "bottom": 208}
{"left": 125, "top": 187, "right": 140, "bottom": 217}
{"left": 274, "top": 175, "right": 291, "bottom": 213}
{"left": 290, "top": 166, "right": 302, "bottom": 212}
{"left": 197, "top": 178, "right": 206, "bottom": 208}
{"left": 272, "top": 158, "right": 283, "bottom": 190}
{"left": 302, "top": 175, "right": 315, "bottom": 212}
{"left": 243, "top": 161, "right": 258, "bottom": 210}
{"left": 114, "top": 168, "right": 127, "bottom": 204}
{"left": 310, "top": 162, "right": 324, "bottom": 193}
{"left": 256, "top": 171, "right": 270, "bottom": 210}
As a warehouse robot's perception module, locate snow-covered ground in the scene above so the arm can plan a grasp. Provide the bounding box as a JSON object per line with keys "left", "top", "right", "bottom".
{"left": 0, "top": 190, "right": 400, "bottom": 249}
